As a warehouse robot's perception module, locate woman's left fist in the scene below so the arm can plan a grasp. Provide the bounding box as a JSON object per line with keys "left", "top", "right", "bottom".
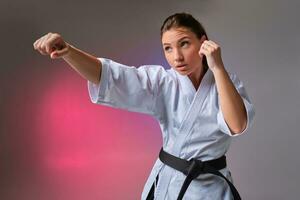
{"left": 199, "top": 40, "right": 225, "bottom": 72}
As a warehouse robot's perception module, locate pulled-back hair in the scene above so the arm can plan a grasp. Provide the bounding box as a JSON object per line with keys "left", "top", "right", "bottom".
{"left": 160, "top": 13, "right": 209, "bottom": 68}
{"left": 160, "top": 13, "right": 208, "bottom": 39}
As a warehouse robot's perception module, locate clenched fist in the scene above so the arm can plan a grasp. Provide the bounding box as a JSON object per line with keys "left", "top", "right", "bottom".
{"left": 33, "top": 32, "right": 70, "bottom": 59}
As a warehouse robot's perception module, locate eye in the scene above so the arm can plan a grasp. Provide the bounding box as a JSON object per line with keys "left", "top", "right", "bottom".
{"left": 164, "top": 46, "right": 171, "bottom": 52}
{"left": 181, "top": 41, "right": 189, "bottom": 47}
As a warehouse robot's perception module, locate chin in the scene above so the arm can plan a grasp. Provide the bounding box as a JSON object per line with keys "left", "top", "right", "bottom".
{"left": 175, "top": 69, "right": 191, "bottom": 76}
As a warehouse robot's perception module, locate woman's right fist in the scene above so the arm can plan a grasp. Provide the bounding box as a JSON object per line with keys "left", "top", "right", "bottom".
{"left": 33, "top": 32, "right": 70, "bottom": 59}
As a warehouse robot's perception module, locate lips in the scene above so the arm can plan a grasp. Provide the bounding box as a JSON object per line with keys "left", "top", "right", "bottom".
{"left": 176, "top": 64, "right": 187, "bottom": 68}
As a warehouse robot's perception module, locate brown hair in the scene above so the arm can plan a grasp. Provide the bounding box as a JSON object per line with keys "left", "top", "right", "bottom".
{"left": 161, "top": 13, "right": 208, "bottom": 68}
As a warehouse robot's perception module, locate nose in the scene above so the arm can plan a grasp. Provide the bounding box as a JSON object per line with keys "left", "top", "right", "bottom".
{"left": 174, "top": 48, "right": 184, "bottom": 63}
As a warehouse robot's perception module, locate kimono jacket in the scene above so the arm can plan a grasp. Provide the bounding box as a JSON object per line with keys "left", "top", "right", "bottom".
{"left": 87, "top": 58, "right": 255, "bottom": 200}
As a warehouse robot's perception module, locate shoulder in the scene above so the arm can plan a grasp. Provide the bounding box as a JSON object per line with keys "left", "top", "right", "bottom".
{"left": 226, "top": 70, "right": 238, "bottom": 82}
{"left": 141, "top": 65, "right": 179, "bottom": 89}
{"left": 101, "top": 57, "right": 165, "bottom": 73}
{"left": 226, "top": 71, "right": 245, "bottom": 88}
{"left": 138, "top": 64, "right": 174, "bottom": 75}
{"left": 210, "top": 70, "right": 243, "bottom": 93}
{"left": 214, "top": 70, "right": 241, "bottom": 85}
{"left": 99, "top": 57, "right": 177, "bottom": 83}
{"left": 137, "top": 64, "right": 167, "bottom": 75}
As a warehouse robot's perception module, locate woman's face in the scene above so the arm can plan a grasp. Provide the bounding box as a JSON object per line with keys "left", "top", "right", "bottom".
{"left": 162, "top": 27, "right": 206, "bottom": 76}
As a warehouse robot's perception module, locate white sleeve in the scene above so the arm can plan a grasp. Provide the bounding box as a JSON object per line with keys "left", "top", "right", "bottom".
{"left": 217, "top": 73, "right": 255, "bottom": 136}
{"left": 87, "top": 58, "right": 164, "bottom": 116}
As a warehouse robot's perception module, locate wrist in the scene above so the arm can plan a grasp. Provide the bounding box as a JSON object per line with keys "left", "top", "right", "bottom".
{"left": 62, "top": 43, "right": 74, "bottom": 59}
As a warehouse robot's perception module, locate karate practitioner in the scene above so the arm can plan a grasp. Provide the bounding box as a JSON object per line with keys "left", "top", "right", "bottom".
{"left": 33, "top": 12, "right": 255, "bottom": 200}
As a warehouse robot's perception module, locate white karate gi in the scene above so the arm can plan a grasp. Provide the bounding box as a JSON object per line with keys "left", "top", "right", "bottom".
{"left": 87, "top": 58, "right": 255, "bottom": 200}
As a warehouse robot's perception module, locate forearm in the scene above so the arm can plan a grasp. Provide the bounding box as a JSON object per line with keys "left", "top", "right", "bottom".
{"left": 213, "top": 67, "right": 247, "bottom": 135}
{"left": 63, "top": 44, "right": 101, "bottom": 84}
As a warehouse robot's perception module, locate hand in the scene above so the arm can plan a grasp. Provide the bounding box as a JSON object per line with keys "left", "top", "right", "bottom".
{"left": 199, "top": 40, "right": 225, "bottom": 72}
{"left": 33, "top": 32, "right": 70, "bottom": 59}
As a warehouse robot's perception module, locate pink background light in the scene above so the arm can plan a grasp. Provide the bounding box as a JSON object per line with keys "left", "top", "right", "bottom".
{"left": 2, "top": 0, "right": 296, "bottom": 199}
{"left": 2, "top": 61, "right": 162, "bottom": 200}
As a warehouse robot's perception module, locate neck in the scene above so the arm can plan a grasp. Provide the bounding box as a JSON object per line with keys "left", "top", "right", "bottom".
{"left": 188, "top": 65, "right": 208, "bottom": 90}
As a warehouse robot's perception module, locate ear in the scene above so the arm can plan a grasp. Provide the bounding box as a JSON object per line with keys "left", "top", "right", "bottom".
{"left": 200, "top": 35, "right": 207, "bottom": 43}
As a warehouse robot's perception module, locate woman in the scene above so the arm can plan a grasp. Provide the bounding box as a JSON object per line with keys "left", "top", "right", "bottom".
{"left": 33, "top": 13, "right": 254, "bottom": 200}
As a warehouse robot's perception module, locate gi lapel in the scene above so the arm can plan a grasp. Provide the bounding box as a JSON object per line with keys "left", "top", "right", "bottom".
{"left": 155, "top": 69, "right": 214, "bottom": 200}
{"left": 172, "top": 69, "right": 213, "bottom": 157}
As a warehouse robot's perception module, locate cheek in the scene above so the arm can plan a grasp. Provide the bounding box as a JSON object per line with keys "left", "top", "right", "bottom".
{"left": 191, "top": 48, "right": 201, "bottom": 60}
{"left": 165, "top": 54, "right": 173, "bottom": 65}
{"left": 185, "top": 50, "right": 198, "bottom": 61}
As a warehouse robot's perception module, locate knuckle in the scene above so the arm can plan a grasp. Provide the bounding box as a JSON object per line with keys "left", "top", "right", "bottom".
{"left": 38, "top": 42, "right": 43, "bottom": 49}
{"left": 41, "top": 44, "right": 46, "bottom": 50}
{"left": 53, "top": 33, "right": 61, "bottom": 38}
{"left": 45, "top": 45, "right": 50, "bottom": 52}
{"left": 34, "top": 39, "right": 40, "bottom": 46}
{"left": 38, "top": 49, "right": 46, "bottom": 55}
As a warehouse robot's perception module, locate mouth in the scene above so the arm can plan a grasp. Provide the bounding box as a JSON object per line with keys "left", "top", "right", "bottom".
{"left": 176, "top": 64, "right": 187, "bottom": 68}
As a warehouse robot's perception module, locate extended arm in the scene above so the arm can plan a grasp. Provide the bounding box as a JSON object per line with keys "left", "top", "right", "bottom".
{"left": 33, "top": 32, "right": 101, "bottom": 84}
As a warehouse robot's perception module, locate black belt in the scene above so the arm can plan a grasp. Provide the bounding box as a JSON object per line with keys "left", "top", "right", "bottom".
{"left": 158, "top": 148, "right": 241, "bottom": 200}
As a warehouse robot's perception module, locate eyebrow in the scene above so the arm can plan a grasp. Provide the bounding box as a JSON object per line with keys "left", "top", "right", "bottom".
{"left": 163, "top": 36, "right": 190, "bottom": 45}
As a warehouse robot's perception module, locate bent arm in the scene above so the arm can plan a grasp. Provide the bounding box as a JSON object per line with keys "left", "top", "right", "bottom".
{"left": 213, "top": 67, "right": 247, "bottom": 135}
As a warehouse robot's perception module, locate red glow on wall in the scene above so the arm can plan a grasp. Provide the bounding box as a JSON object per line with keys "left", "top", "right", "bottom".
{"left": 27, "top": 64, "right": 161, "bottom": 199}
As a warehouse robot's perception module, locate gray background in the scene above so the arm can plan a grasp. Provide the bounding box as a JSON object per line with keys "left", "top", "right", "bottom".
{"left": 1, "top": 0, "right": 300, "bottom": 199}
